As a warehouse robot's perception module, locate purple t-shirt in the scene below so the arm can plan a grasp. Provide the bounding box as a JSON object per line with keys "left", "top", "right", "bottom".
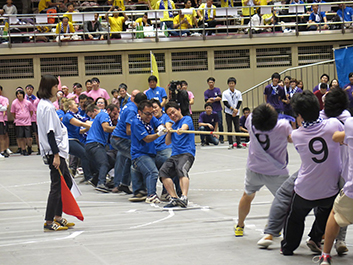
{"left": 264, "top": 84, "right": 285, "bottom": 111}
{"left": 293, "top": 118, "right": 344, "bottom": 200}
{"left": 344, "top": 117, "right": 353, "bottom": 198}
{"left": 204, "top": 87, "right": 222, "bottom": 112}
{"left": 198, "top": 111, "right": 219, "bottom": 128}
{"left": 344, "top": 84, "right": 353, "bottom": 108}
{"left": 246, "top": 114, "right": 292, "bottom": 176}
{"left": 239, "top": 115, "right": 247, "bottom": 129}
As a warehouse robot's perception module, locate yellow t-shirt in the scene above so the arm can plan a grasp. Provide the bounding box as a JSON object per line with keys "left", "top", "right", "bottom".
{"left": 221, "top": 0, "right": 233, "bottom": 8}
{"left": 109, "top": 16, "right": 125, "bottom": 32}
{"left": 113, "top": 0, "right": 125, "bottom": 11}
{"left": 173, "top": 15, "right": 192, "bottom": 30}
{"left": 242, "top": 0, "right": 255, "bottom": 16}
{"left": 184, "top": 8, "right": 197, "bottom": 25}
{"left": 38, "top": 0, "right": 51, "bottom": 12}
{"left": 198, "top": 3, "right": 216, "bottom": 21}
{"left": 150, "top": 0, "right": 158, "bottom": 9}
{"left": 135, "top": 17, "right": 150, "bottom": 26}
{"left": 55, "top": 22, "right": 75, "bottom": 34}
{"left": 63, "top": 11, "right": 78, "bottom": 23}
{"left": 156, "top": 0, "right": 176, "bottom": 22}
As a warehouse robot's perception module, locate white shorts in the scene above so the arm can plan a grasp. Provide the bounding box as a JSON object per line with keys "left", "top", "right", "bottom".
{"left": 333, "top": 189, "right": 353, "bottom": 227}
{"left": 244, "top": 168, "right": 289, "bottom": 195}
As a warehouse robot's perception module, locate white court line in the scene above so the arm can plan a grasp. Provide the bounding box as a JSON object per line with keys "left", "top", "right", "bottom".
{"left": 0, "top": 231, "right": 84, "bottom": 247}
{"left": 129, "top": 209, "right": 174, "bottom": 229}
{"left": 192, "top": 169, "right": 232, "bottom": 175}
{"left": 3, "top": 181, "right": 50, "bottom": 188}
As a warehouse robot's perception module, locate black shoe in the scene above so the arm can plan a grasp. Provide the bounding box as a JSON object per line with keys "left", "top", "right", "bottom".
{"left": 164, "top": 198, "right": 181, "bottom": 208}
{"left": 95, "top": 184, "right": 111, "bottom": 193}
{"left": 22, "top": 150, "right": 29, "bottom": 156}
{"left": 1, "top": 151, "right": 9, "bottom": 158}
{"left": 88, "top": 178, "right": 98, "bottom": 187}
{"left": 15, "top": 148, "right": 21, "bottom": 154}
{"left": 220, "top": 140, "right": 224, "bottom": 144}
{"left": 118, "top": 184, "right": 133, "bottom": 194}
{"left": 201, "top": 142, "right": 205, "bottom": 146}
{"left": 27, "top": 146, "right": 32, "bottom": 155}
{"left": 37, "top": 150, "right": 41, "bottom": 155}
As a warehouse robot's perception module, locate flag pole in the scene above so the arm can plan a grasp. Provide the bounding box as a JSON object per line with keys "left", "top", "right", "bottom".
{"left": 150, "top": 50, "right": 153, "bottom": 75}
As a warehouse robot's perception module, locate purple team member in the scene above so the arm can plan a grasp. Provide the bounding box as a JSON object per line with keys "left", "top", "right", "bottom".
{"left": 343, "top": 72, "right": 353, "bottom": 115}
{"left": 198, "top": 102, "right": 219, "bottom": 146}
{"left": 264, "top": 72, "right": 285, "bottom": 114}
{"left": 313, "top": 73, "right": 330, "bottom": 93}
{"left": 281, "top": 91, "right": 344, "bottom": 256}
{"left": 234, "top": 103, "right": 292, "bottom": 237}
{"left": 239, "top": 107, "right": 250, "bottom": 143}
{"left": 204, "top": 77, "right": 224, "bottom": 143}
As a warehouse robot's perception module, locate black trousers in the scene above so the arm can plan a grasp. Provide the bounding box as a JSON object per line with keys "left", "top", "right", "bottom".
{"left": 225, "top": 113, "right": 240, "bottom": 145}
{"left": 281, "top": 192, "right": 336, "bottom": 255}
{"left": 45, "top": 156, "right": 72, "bottom": 221}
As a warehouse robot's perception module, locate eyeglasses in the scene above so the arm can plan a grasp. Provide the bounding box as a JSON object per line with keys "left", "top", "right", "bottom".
{"left": 142, "top": 112, "right": 153, "bottom": 116}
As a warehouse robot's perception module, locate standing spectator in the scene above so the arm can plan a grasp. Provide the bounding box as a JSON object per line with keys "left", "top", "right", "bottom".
{"left": 314, "top": 83, "right": 328, "bottom": 110}
{"left": 204, "top": 77, "right": 224, "bottom": 143}
{"left": 67, "top": 83, "right": 82, "bottom": 104}
{"left": 241, "top": 0, "right": 256, "bottom": 25}
{"left": 0, "top": 85, "right": 9, "bottom": 158}
{"left": 198, "top": 102, "right": 219, "bottom": 146}
{"left": 222, "top": 77, "right": 242, "bottom": 149}
{"left": 145, "top": 75, "right": 168, "bottom": 109}
{"left": 313, "top": 73, "right": 330, "bottom": 92}
{"left": 181, "top": 80, "right": 194, "bottom": 115}
{"left": 82, "top": 79, "right": 93, "bottom": 95}
{"left": 3, "top": 0, "right": 17, "bottom": 14}
{"left": 343, "top": 72, "right": 353, "bottom": 115}
{"left": 330, "top": 78, "right": 340, "bottom": 89}
{"left": 25, "top": 84, "right": 40, "bottom": 155}
{"left": 84, "top": 13, "right": 105, "bottom": 40}
{"left": 105, "top": 6, "right": 128, "bottom": 39}
{"left": 264, "top": 72, "right": 285, "bottom": 113}
{"left": 87, "top": 77, "right": 110, "bottom": 101}
{"left": 111, "top": 89, "right": 119, "bottom": 106}
{"left": 283, "top": 78, "right": 303, "bottom": 118}
{"left": 11, "top": 89, "right": 34, "bottom": 156}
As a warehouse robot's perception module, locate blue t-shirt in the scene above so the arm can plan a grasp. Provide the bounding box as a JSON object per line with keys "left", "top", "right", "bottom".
{"left": 78, "top": 106, "right": 87, "bottom": 118}
{"left": 85, "top": 110, "right": 111, "bottom": 145}
{"left": 145, "top": 86, "right": 167, "bottom": 108}
{"left": 171, "top": 115, "right": 195, "bottom": 157}
{"left": 264, "top": 84, "right": 285, "bottom": 111}
{"left": 56, "top": 109, "right": 65, "bottom": 120}
{"left": 337, "top": 7, "right": 353, "bottom": 22}
{"left": 155, "top": 113, "right": 173, "bottom": 152}
{"left": 198, "top": 111, "right": 219, "bottom": 128}
{"left": 309, "top": 11, "right": 326, "bottom": 23}
{"left": 62, "top": 112, "right": 81, "bottom": 140}
{"left": 131, "top": 115, "right": 160, "bottom": 160}
{"left": 112, "top": 102, "right": 137, "bottom": 139}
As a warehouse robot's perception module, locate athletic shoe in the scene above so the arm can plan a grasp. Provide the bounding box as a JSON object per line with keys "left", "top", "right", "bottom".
{"left": 118, "top": 184, "right": 132, "bottom": 194}
{"left": 1, "top": 152, "right": 9, "bottom": 158}
{"left": 335, "top": 240, "right": 348, "bottom": 255}
{"left": 27, "top": 146, "right": 32, "bottom": 155}
{"left": 228, "top": 144, "right": 234, "bottom": 150}
{"left": 318, "top": 254, "right": 332, "bottom": 265}
{"left": 88, "top": 178, "right": 98, "bottom": 187}
{"left": 306, "top": 238, "right": 322, "bottom": 253}
{"left": 95, "top": 184, "right": 111, "bottom": 193}
{"left": 15, "top": 148, "right": 21, "bottom": 154}
{"left": 179, "top": 195, "right": 188, "bottom": 208}
{"left": 160, "top": 192, "right": 171, "bottom": 202}
{"left": 145, "top": 194, "right": 161, "bottom": 204}
{"left": 129, "top": 193, "right": 147, "bottom": 202}
{"left": 6, "top": 148, "right": 13, "bottom": 154}
{"left": 164, "top": 198, "right": 181, "bottom": 208}
{"left": 22, "top": 150, "right": 29, "bottom": 156}
{"left": 0, "top": 153, "right": 4, "bottom": 160}
{"left": 44, "top": 221, "right": 68, "bottom": 231}
{"left": 234, "top": 225, "right": 244, "bottom": 237}
{"left": 54, "top": 218, "right": 75, "bottom": 228}
{"left": 257, "top": 234, "right": 273, "bottom": 248}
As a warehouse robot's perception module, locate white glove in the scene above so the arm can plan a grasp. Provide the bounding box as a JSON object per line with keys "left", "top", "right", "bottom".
{"left": 157, "top": 125, "right": 167, "bottom": 137}
{"left": 0, "top": 104, "right": 7, "bottom": 112}
{"left": 157, "top": 125, "right": 166, "bottom": 132}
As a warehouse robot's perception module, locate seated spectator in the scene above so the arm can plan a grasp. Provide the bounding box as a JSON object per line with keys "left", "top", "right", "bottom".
{"left": 198, "top": 0, "right": 217, "bottom": 35}
{"left": 95, "top": 97, "right": 108, "bottom": 110}
{"left": 239, "top": 107, "right": 250, "bottom": 142}
{"left": 3, "top": 0, "right": 17, "bottom": 15}
{"left": 38, "top": 0, "right": 65, "bottom": 13}
{"left": 156, "top": 0, "right": 176, "bottom": 33}
{"left": 198, "top": 102, "right": 219, "bottom": 146}
{"left": 170, "top": 12, "right": 192, "bottom": 36}
{"left": 133, "top": 13, "right": 151, "bottom": 28}
{"left": 105, "top": 6, "right": 129, "bottom": 39}
{"left": 184, "top": 0, "right": 198, "bottom": 28}
{"left": 307, "top": 4, "right": 328, "bottom": 30}
{"left": 289, "top": 0, "right": 307, "bottom": 31}
{"left": 314, "top": 83, "right": 328, "bottom": 110}
{"left": 84, "top": 13, "right": 105, "bottom": 40}
{"left": 313, "top": 73, "right": 330, "bottom": 92}
{"left": 261, "top": 2, "right": 281, "bottom": 32}
{"left": 241, "top": 0, "right": 256, "bottom": 25}
{"left": 55, "top": 17, "right": 75, "bottom": 42}
{"left": 337, "top": 4, "right": 353, "bottom": 28}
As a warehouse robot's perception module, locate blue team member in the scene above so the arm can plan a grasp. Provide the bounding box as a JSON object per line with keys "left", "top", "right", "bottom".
{"left": 145, "top": 75, "right": 168, "bottom": 110}
{"left": 110, "top": 91, "right": 147, "bottom": 194}
{"left": 130, "top": 100, "right": 166, "bottom": 203}
{"left": 85, "top": 104, "right": 118, "bottom": 192}
{"left": 160, "top": 101, "right": 196, "bottom": 208}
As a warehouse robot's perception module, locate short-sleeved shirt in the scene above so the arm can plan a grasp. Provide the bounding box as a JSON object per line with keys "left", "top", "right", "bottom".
{"left": 109, "top": 16, "right": 125, "bottom": 32}
{"left": 198, "top": 111, "right": 219, "bottom": 128}
{"left": 242, "top": 0, "right": 255, "bottom": 16}
{"left": 293, "top": 118, "right": 344, "bottom": 200}
{"left": 155, "top": 113, "right": 172, "bottom": 152}
{"left": 67, "top": 93, "right": 80, "bottom": 104}
{"left": 37, "top": 99, "right": 69, "bottom": 159}
{"left": 344, "top": 84, "right": 353, "bottom": 108}
{"left": 264, "top": 84, "right": 285, "bottom": 111}
{"left": 63, "top": 11, "right": 78, "bottom": 23}
{"left": 56, "top": 109, "right": 65, "bottom": 120}
{"left": 38, "top": 0, "right": 50, "bottom": 12}
{"left": 199, "top": 3, "right": 216, "bottom": 21}
{"left": 344, "top": 117, "right": 353, "bottom": 198}
{"left": 131, "top": 115, "right": 161, "bottom": 160}
{"left": 309, "top": 11, "right": 326, "bottom": 23}
{"left": 222, "top": 88, "right": 242, "bottom": 116}
{"left": 25, "top": 95, "right": 39, "bottom": 122}
{"left": 112, "top": 102, "right": 137, "bottom": 139}
{"left": 283, "top": 86, "right": 303, "bottom": 112}
{"left": 145, "top": 86, "right": 168, "bottom": 106}
{"left": 173, "top": 15, "right": 192, "bottom": 30}
{"left": 246, "top": 114, "right": 292, "bottom": 176}
{"left": 337, "top": 7, "right": 353, "bottom": 22}
{"left": 187, "top": 91, "right": 194, "bottom": 114}
{"left": 221, "top": 0, "right": 233, "bottom": 7}
{"left": 113, "top": 0, "right": 125, "bottom": 11}
{"left": 62, "top": 112, "right": 81, "bottom": 141}
{"left": 0, "top": 96, "right": 9, "bottom": 123}
{"left": 184, "top": 8, "right": 197, "bottom": 25}
{"left": 87, "top": 88, "right": 110, "bottom": 101}
{"left": 55, "top": 22, "right": 75, "bottom": 34}
{"left": 239, "top": 115, "right": 247, "bottom": 129}
{"left": 85, "top": 110, "right": 111, "bottom": 145}
{"left": 11, "top": 98, "right": 34, "bottom": 126}
{"left": 171, "top": 115, "right": 195, "bottom": 157}
{"left": 204, "top": 87, "right": 222, "bottom": 112}
{"left": 156, "top": 0, "right": 176, "bottom": 22}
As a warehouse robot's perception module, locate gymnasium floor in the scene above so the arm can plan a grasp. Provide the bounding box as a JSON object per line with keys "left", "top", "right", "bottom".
{"left": 0, "top": 143, "right": 352, "bottom": 265}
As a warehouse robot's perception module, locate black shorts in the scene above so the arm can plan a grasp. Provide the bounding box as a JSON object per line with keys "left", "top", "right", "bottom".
{"left": 16, "top": 126, "right": 31, "bottom": 138}
{"left": 0, "top": 122, "right": 5, "bottom": 135}
{"left": 159, "top": 153, "right": 195, "bottom": 180}
{"left": 31, "top": 122, "right": 38, "bottom": 134}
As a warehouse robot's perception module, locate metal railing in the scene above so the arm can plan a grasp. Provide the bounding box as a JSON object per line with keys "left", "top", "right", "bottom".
{"left": 241, "top": 59, "right": 335, "bottom": 110}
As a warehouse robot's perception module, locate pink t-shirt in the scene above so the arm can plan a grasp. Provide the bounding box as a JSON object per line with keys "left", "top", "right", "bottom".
{"left": 293, "top": 118, "right": 344, "bottom": 200}
{"left": 26, "top": 95, "right": 39, "bottom": 122}
{"left": 246, "top": 114, "right": 292, "bottom": 176}
{"left": 67, "top": 92, "right": 80, "bottom": 104}
{"left": 11, "top": 98, "right": 34, "bottom": 126}
{"left": 188, "top": 90, "right": 194, "bottom": 114}
{"left": 88, "top": 88, "right": 110, "bottom": 101}
{"left": 344, "top": 117, "right": 353, "bottom": 198}
{"left": 0, "top": 96, "right": 9, "bottom": 123}
{"left": 53, "top": 100, "right": 60, "bottom": 110}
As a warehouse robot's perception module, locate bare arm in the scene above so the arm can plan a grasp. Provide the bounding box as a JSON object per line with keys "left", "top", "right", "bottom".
{"left": 143, "top": 133, "right": 160, "bottom": 143}
{"left": 161, "top": 98, "right": 167, "bottom": 107}
{"left": 69, "top": 117, "right": 91, "bottom": 129}
{"left": 102, "top": 122, "right": 115, "bottom": 133}
{"left": 126, "top": 123, "right": 131, "bottom": 136}
{"left": 333, "top": 131, "right": 345, "bottom": 144}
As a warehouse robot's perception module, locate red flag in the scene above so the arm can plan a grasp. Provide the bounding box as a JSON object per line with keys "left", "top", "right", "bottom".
{"left": 60, "top": 175, "right": 84, "bottom": 221}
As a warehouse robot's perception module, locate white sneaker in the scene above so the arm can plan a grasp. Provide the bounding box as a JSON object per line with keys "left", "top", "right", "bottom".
{"left": 0, "top": 153, "right": 5, "bottom": 160}
{"left": 335, "top": 240, "right": 348, "bottom": 255}
{"left": 6, "top": 148, "right": 13, "bottom": 154}
{"left": 160, "top": 193, "right": 171, "bottom": 202}
{"left": 257, "top": 234, "right": 273, "bottom": 248}
{"left": 145, "top": 194, "right": 161, "bottom": 204}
